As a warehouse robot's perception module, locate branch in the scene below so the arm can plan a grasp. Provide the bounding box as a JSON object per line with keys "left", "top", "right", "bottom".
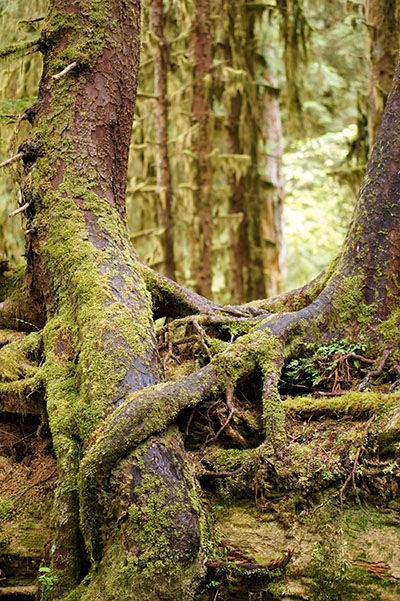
{"left": 19, "top": 17, "right": 45, "bottom": 24}
{"left": 0, "top": 152, "right": 24, "bottom": 169}
{"left": 52, "top": 61, "right": 78, "bottom": 80}
{"left": 0, "top": 38, "right": 40, "bottom": 61}
{"left": 9, "top": 201, "right": 30, "bottom": 217}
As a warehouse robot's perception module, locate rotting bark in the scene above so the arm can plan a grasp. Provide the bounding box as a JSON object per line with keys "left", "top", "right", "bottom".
{"left": 2, "top": 1, "right": 400, "bottom": 600}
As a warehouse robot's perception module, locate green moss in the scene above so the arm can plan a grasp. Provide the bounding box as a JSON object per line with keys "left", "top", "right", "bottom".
{"left": 377, "top": 306, "right": 400, "bottom": 347}
{"left": 331, "top": 275, "right": 376, "bottom": 331}
{"left": 0, "top": 38, "right": 40, "bottom": 61}
{"left": 283, "top": 391, "right": 395, "bottom": 418}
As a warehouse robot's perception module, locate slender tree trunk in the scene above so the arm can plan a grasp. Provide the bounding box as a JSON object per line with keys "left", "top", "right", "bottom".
{"left": 365, "top": 0, "right": 400, "bottom": 151}
{"left": 225, "top": 1, "right": 284, "bottom": 303}
{"left": 189, "top": 0, "right": 213, "bottom": 298}
{"left": 150, "top": 0, "right": 176, "bottom": 281}
{"left": 259, "top": 65, "right": 286, "bottom": 297}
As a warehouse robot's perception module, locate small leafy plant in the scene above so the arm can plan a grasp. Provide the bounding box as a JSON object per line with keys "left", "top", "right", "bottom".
{"left": 38, "top": 566, "right": 58, "bottom": 597}
{"left": 283, "top": 339, "right": 367, "bottom": 392}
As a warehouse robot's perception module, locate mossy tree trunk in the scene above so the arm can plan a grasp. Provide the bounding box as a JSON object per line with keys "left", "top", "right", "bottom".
{"left": 14, "top": 1, "right": 203, "bottom": 599}
{"left": 224, "top": 1, "right": 285, "bottom": 303}
{"left": 2, "top": 1, "right": 400, "bottom": 600}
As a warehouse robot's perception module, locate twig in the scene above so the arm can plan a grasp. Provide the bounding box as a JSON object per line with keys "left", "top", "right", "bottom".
{"left": 9, "top": 201, "right": 30, "bottom": 217}
{"left": 358, "top": 348, "right": 392, "bottom": 391}
{"left": 19, "top": 17, "right": 45, "bottom": 23}
{"left": 0, "top": 429, "right": 35, "bottom": 451}
{"left": 52, "top": 61, "right": 77, "bottom": 80}
{"left": 0, "top": 151, "right": 23, "bottom": 169}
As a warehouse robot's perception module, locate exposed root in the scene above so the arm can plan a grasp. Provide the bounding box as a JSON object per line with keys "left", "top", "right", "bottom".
{"left": 358, "top": 348, "right": 393, "bottom": 391}
{"left": 206, "top": 549, "right": 293, "bottom": 573}
{"left": 202, "top": 387, "right": 235, "bottom": 449}
{"left": 162, "top": 324, "right": 181, "bottom": 371}
{"left": 141, "top": 262, "right": 270, "bottom": 320}
{"left": 199, "top": 457, "right": 253, "bottom": 480}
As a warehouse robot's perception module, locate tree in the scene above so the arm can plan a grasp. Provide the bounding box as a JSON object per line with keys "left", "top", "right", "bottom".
{"left": 365, "top": 0, "right": 400, "bottom": 151}
{"left": 1, "top": 1, "right": 400, "bottom": 600}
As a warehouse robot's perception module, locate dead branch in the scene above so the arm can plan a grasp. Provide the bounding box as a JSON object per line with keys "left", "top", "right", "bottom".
{"left": 9, "top": 201, "right": 30, "bottom": 217}
{"left": 52, "top": 61, "right": 78, "bottom": 80}
{"left": 0, "top": 152, "right": 23, "bottom": 169}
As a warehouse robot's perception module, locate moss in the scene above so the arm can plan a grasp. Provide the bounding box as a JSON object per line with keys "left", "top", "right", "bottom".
{"left": 331, "top": 275, "right": 376, "bottom": 331}
{"left": 283, "top": 391, "right": 395, "bottom": 418}
{"left": 77, "top": 430, "right": 205, "bottom": 601}
{"left": 0, "top": 331, "right": 41, "bottom": 382}
{"left": 377, "top": 305, "right": 400, "bottom": 347}
{"left": 0, "top": 38, "right": 40, "bottom": 61}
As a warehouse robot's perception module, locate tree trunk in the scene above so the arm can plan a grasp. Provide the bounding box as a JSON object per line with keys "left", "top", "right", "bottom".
{"left": 150, "top": 0, "right": 176, "bottom": 281}
{"left": 189, "top": 0, "right": 213, "bottom": 298}
{"left": 259, "top": 59, "right": 286, "bottom": 298}
{"left": 224, "top": 1, "right": 285, "bottom": 303}
{"left": 365, "top": 0, "right": 400, "bottom": 151}
{"left": 15, "top": 1, "right": 203, "bottom": 598}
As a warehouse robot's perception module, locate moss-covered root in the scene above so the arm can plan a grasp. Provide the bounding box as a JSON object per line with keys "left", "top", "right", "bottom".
{"left": 49, "top": 442, "right": 81, "bottom": 597}
{"left": 140, "top": 262, "right": 269, "bottom": 320}
{"left": 79, "top": 430, "right": 205, "bottom": 601}
{"left": 78, "top": 364, "right": 219, "bottom": 555}
{"left": 261, "top": 350, "right": 286, "bottom": 454}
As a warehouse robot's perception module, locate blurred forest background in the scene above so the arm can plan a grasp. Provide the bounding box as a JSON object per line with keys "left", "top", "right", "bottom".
{"left": 0, "top": 0, "right": 396, "bottom": 302}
